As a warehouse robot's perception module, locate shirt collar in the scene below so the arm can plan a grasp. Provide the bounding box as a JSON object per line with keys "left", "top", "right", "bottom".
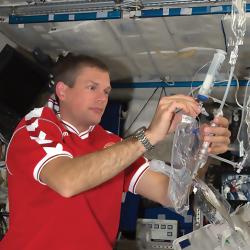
{"left": 47, "top": 94, "right": 95, "bottom": 138}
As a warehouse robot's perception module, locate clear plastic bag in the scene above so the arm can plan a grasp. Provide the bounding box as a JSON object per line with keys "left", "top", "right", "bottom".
{"left": 168, "top": 115, "right": 201, "bottom": 214}
{"left": 149, "top": 159, "right": 171, "bottom": 176}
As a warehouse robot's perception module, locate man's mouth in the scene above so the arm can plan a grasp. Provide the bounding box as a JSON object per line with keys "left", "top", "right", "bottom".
{"left": 90, "top": 107, "right": 103, "bottom": 114}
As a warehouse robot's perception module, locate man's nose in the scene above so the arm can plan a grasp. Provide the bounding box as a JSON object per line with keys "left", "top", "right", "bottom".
{"left": 97, "top": 91, "right": 108, "bottom": 101}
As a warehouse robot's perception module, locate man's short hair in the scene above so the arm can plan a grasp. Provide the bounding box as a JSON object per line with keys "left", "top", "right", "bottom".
{"left": 52, "top": 53, "right": 109, "bottom": 88}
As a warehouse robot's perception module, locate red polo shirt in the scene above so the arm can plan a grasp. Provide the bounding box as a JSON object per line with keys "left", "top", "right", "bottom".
{"left": 0, "top": 107, "right": 149, "bottom": 250}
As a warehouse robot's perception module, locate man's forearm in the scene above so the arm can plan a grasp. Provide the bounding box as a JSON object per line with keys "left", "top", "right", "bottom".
{"left": 40, "top": 137, "right": 147, "bottom": 197}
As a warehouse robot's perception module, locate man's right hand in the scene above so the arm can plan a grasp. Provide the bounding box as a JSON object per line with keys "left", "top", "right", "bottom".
{"left": 146, "top": 94, "right": 201, "bottom": 146}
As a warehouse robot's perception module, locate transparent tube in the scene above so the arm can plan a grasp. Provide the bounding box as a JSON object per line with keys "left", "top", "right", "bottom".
{"left": 217, "top": 66, "right": 235, "bottom": 114}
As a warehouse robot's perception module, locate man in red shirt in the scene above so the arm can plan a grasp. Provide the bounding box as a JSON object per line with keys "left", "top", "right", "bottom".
{"left": 0, "top": 54, "right": 231, "bottom": 249}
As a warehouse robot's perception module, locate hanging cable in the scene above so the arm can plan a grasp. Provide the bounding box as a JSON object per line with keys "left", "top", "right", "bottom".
{"left": 124, "top": 87, "right": 159, "bottom": 136}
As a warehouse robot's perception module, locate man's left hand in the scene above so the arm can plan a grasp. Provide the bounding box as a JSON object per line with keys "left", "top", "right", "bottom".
{"left": 200, "top": 116, "right": 231, "bottom": 155}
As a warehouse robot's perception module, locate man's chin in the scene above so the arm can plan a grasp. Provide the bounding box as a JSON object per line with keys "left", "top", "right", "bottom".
{"left": 89, "top": 118, "right": 101, "bottom": 126}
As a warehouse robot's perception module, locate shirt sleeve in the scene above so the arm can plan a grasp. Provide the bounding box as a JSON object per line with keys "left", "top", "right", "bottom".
{"left": 6, "top": 108, "right": 73, "bottom": 184}
{"left": 123, "top": 156, "right": 150, "bottom": 194}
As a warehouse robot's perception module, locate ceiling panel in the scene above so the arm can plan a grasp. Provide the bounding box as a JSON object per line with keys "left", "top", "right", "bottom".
{"left": 0, "top": 1, "right": 249, "bottom": 84}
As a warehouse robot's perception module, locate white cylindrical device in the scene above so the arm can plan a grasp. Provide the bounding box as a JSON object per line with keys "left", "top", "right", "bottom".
{"left": 198, "top": 50, "right": 226, "bottom": 102}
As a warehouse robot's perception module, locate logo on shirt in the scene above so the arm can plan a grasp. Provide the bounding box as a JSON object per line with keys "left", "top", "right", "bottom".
{"left": 62, "top": 132, "right": 69, "bottom": 137}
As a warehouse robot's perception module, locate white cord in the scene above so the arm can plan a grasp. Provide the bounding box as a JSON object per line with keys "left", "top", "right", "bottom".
{"left": 234, "top": 75, "right": 243, "bottom": 108}
{"left": 216, "top": 66, "right": 235, "bottom": 116}
{"left": 209, "top": 154, "right": 238, "bottom": 168}
{"left": 236, "top": 79, "right": 250, "bottom": 148}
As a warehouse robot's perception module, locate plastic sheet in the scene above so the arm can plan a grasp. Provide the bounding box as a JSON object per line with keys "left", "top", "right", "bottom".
{"left": 168, "top": 114, "right": 201, "bottom": 213}
{"left": 149, "top": 159, "right": 171, "bottom": 176}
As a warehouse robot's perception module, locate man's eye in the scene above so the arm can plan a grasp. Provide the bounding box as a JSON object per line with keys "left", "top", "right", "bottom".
{"left": 88, "top": 85, "right": 96, "bottom": 90}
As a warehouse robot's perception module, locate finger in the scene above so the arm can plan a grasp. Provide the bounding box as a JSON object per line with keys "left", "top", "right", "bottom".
{"left": 204, "top": 126, "right": 231, "bottom": 137}
{"left": 160, "top": 100, "right": 200, "bottom": 117}
{"left": 158, "top": 97, "right": 201, "bottom": 120}
{"left": 165, "top": 94, "right": 197, "bottom": 103}
{"left": 178, "top": 100, "right": 201, "bottom": 115}
{"left": 161, "top": 94, "right": 199, "bottom": 105}
{"left": 212, "top": 116, "right": 229, "bottom": 128}
{"left": 199, "top": 124, "right": 208, "bottom": 136}
{"left": 160, "top": 96, "right": 198, "bottom": 108}
{"left": 164, "top": 101, "right": 191, "bottom": 115}
{"left": 203, "top": 135, "right": 230, "bottom": 145}
{"left": 186, "top": 103, "right": 201, "bottom": 117}
{"left": 178, "top": 101, "right": 200, "bottom": 117}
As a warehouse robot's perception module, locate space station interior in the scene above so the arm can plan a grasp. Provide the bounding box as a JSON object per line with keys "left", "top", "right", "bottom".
{"left": 0, "top": 1, "right": 250, "bottom": 250}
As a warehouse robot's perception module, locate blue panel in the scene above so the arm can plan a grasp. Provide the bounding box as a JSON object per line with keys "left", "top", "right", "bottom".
{"left": 53, "top": 14, "right": 72, "bottom": 22}
{"left": 9, "top": 15, "right": 49, "bottom": 24}
{"left": 169, "top": 8, "right": 181, "bottom": 16}
{"left": 107, "top": 10, "right": 122, "bottom": 19}
{"left": 8, "top": 3, "right": 250, "bottom": 24}
{"left": 191, "top": 5, "right": 230, "bottom": 15}
{"left": 141, "top": 9, "right": 163, "bottom": 17}
{"left": 9, "top": 10, "right": 121, "bottom": 24}
{"left": 222, "top": 5, "right": 233, "bottom": 13}
{"left": 191, "top": 6, "right": 210, "bottom": 15}
{"left": 135, "top": 3, "right": 250, "bottom": 18}
{"left": 110, "top": 81, "right": 191, "bottom": 88}
{"left": 111, "top": 80, "right": 247, "bottom": 89}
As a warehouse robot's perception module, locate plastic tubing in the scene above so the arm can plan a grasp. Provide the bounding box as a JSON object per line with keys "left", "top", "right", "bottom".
{"left": 217, "top": 65, "right": 235, "bottom": 116}
{"left": 237, "top": 79, "right": 250, "bottom": 145}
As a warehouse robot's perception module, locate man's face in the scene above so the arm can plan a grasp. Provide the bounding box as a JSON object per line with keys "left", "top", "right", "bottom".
{"left": 59, "top": 66, "right": 111, "bottom": 132}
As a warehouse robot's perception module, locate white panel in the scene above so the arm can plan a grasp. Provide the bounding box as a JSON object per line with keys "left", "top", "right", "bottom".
{"left": 0, "top": 11, "right": 249, "bottom": 85}
{"left": 166, "top": 15, "right": 226, "bottom": 50}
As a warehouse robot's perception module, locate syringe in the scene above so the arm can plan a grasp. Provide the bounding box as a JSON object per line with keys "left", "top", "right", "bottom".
{"left": 197, "top": 50, "right": 226, "bottom": 102}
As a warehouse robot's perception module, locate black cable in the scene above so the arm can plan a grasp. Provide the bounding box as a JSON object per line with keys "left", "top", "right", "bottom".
{"left": 163, "top": 87, "right": 167, "bottom": 97}
{"left": 124, "top": 87, "right": 159, "bottom": 136}
{"left": 156, "top": 87, "right": 165, "bottom": 108}
{"left": 159, "top": 87, "right": 164, "bottom": 98}
{"left": 221, "top": 19, "right": 228, "bottom": 53}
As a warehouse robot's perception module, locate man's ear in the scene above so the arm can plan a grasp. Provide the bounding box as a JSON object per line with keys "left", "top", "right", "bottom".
{"left": 55, "top": 81, "right": 67, "bottom": 101}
